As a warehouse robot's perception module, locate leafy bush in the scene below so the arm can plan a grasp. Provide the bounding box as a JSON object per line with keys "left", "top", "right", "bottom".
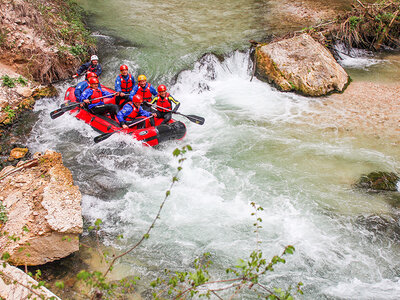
{"left": 17, "top": 76, "right": 28, "bottom": 86}
{"left": 1, "top": 75, "right": 28, "bottom": 87}
{"left": 1, "top": 75, "right": 15, "bottom": 88}
{"left": 3, "top": 105, "right": 16, "bottom": 119}
{"left": 69, "top": 44, "right": 86, "bottom": 57}
{"left": 349, "top": 16, "right": 361, "bottom": 30}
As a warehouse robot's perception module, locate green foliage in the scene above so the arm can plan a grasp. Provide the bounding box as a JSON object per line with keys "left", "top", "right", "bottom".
{"left": 349, "top": 16, "right": 361, "bottom": 30}
{"left": 16, "top": 76, "right": 28, "bottom": 86}
{"left": 62, "top": 235, "right": 72, "bottom": 242}
{"left": 151, "top": 245, "right": 301, "bottom": 299}
{"left": 1, "top": 75, "right": 15, "bottom": 88}
{"left": 76, "top": 269, "right": 137, "bottom": 299}
{"left": 69, "top": 44, "right": 86, "bottom": 57}
{"left": 302, "top": 26, "right": 315, "bottom": 32}
{"left": 0, "top": 202, "right": 7, "bottom": 224}
{"left": 4, "top": 106, "right": 16, "bottom": 120}
{"left": 173, "top": 145, "right": 192, "bottom": 157}
{"left": 1, "top": 252, "right": 10, "bottom": 261}
{"left": 55, "top": 281, "right": 65, "bottom": 289}
{"left": 94, "top": 218, "right": 103, "bottom": 230}
{"left": 1, "top": 75, "right": 28, "bottom": 88}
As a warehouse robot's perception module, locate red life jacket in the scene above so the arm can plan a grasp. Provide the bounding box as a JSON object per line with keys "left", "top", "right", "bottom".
{"left": 89, "top": 88, "right": 103, "bottom": 104}
{"left": 125, "top": 103, "right": 140, "bottom": 121}
{"left": 138, "top": 84, "right": 153, "bottom": 102}
{"left": 155, "top": 93, "right": 172, "bottom": 112}
{"left": 119, "top": 74, "right": 134, "bottom": 93}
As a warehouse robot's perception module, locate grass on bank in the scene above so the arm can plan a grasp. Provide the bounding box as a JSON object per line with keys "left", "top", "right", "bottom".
{"left": 305, "top": 0, "right": 400, "bottom": 51}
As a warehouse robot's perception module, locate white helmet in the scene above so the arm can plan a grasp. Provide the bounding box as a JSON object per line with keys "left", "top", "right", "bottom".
{"left": 90, "top": 55, "right": 99, "bottom": 61}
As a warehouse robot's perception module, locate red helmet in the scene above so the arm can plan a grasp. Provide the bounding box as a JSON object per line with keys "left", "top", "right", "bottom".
{"left": 132, "top": 94, "right": 143, "bottom": 103}
{"left": 86, "top": 72, "right": 97, "bottom": 79}
{"left": 89, "top": 77, "right": 99, "bottom": 84}
{"left": 157, "top": 84, "right": 167, "bottom": 92}
{"left": 120, "top": 64, "right": 128, "bottom": 71}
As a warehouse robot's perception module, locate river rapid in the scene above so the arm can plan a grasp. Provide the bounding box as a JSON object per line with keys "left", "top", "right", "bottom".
{"left": 28, "top": 0, "right": 400, "bottom": 299}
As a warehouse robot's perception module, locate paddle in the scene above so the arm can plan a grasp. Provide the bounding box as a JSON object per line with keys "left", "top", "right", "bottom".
{"left": 152, "top": 105, "right": 205, "bottom": 125}
{"left": 50, "top": 93, "right": 117, "bottom": 119}
{"left": 93, "top": 116, "right": 153, "bottom": 143}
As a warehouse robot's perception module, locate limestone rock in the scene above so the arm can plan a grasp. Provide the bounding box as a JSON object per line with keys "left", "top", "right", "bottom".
{"left": 255, "top": 33, "right": 349, "bottom": 96}
{"left": 16, "top": 86, "right": 32, "bottom": 98}
{"left": 0, "top": 262, "right": 60, "bottom": 299}
{"left": 8, "top": 147, "right": 28, "bottom": 161}
{"left": 0, "top": 150, "right": 83, "bottom": 266}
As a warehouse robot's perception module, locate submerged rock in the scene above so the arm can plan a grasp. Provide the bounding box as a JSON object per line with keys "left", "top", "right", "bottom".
{"left": 0, "top": 150, "right": 83, "bottom": 266}
{"left": 355, "top": 214, "right": 400, "bottom": 241}
{"left": 355, "top": 171, "right": 399, "bottom": 192}
{"left": 255, "top": 33, "right": 349, "bottom": 96}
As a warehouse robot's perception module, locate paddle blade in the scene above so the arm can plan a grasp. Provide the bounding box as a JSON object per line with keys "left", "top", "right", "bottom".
{"left": 50, "top": 109, "right": 65, "bottom": 119}
{"left": 185, "top": 114, "right": 205, "bottom": 125}
{"left": 49, "top": 103, "right": 80, "bottom": 119}
{"left": 94, "top": 132, "right": 115, "bottom": 143}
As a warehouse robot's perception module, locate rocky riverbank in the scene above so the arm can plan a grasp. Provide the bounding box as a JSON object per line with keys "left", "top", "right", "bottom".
{"left": 0, "top": 0, "right": 95, "bottom": 159}
{"left": 0, "top": 0, "right": 95, "bottom": 83}
{"left": 0, "top": 1, "right": 95, "bottom": 298}
{"left": 0, "top": 150, "right": 82, "bottom": 299}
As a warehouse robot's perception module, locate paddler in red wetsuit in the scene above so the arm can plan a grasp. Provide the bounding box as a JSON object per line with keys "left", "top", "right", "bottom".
{"left": 150, "top": 85, "right": 180, "bottom": 125}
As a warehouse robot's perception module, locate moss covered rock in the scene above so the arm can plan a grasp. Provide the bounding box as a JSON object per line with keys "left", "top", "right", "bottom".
{"left": 355, "top": 171, "right": 400, "bottom": 191}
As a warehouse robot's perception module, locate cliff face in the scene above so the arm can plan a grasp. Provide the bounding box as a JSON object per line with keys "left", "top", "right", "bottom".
{"left": 0, "top": 0, "right": 96, "bottom": 84}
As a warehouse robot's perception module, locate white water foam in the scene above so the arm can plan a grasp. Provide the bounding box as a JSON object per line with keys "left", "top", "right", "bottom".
{"left": 335, "top": 43, "right": 384, "bottom": 69}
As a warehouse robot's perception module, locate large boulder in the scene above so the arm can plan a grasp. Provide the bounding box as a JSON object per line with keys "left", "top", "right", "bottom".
{"left": 0, "top": 150, "right": 82, "bottom": 266}
{"left": 255, "top": 33, "right": 349, "bottom": 96}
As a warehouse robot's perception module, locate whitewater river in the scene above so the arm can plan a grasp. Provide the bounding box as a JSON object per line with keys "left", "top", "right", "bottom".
{"left": 28, "top": 0, "right": 400, "bottom": 299}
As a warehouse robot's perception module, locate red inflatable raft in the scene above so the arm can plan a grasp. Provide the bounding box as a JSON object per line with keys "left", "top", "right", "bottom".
{"left": 62, "top": 85, "right": 186, "bottom": 147}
